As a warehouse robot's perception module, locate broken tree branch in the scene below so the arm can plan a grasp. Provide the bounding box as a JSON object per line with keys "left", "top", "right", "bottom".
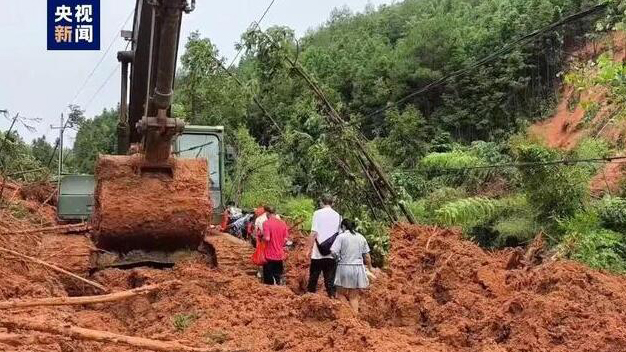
{"left": 0, "top": 223, "right": 90, "bottom": 235}
{"left": 0, "top": 113, "right": 20, "bottom": 205}
{"left": 0, "top": 247, "right": 107, "bottom": 292}
{"left": 0, "top": 319, "right": 239, "bottom": 352}
{"left": 0, "top": 281, "right": 181, "bottom": 309}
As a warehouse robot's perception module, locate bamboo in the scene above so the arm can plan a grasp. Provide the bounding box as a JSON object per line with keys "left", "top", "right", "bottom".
{"left": 0, "top": 223, "right": 90, "bottom": 235}
{"left": 0, "top": 319, "right": 242, "bottom": 352}
{"left": 0, "top": 281, "right": 180, "bottom": 309}
{"left": 0, "top": 247, "right": 107, "bottom": 292}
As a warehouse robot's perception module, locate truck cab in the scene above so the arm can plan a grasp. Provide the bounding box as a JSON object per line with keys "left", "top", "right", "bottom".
{"left": 57, "top": 125, "right": 225, "bottom": 223}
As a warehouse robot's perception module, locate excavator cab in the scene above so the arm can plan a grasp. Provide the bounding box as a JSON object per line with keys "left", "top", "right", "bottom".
{"left": 174, "top": 125, "right": 225, "bottom": 224}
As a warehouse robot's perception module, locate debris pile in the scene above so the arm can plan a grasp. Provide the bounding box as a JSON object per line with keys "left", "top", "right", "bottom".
{"left": 361, "top": 225, "right": 626, "bottom": 351}
{"left": 2, "top": 190, "right": 626, "bottom": 351}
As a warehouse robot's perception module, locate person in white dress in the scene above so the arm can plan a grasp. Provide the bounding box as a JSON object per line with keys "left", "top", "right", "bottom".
{"left": 330, "top": 219, "right": 373, "bottom": 313}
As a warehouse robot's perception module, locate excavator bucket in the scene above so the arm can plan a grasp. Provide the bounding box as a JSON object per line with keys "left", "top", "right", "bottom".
{"left": 92, "top": 155, "right": 211, "bottom": 254}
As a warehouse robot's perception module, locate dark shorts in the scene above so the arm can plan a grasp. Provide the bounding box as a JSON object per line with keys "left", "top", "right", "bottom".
{"left": 263, "top": 260, "right": 284, "bottom": 285}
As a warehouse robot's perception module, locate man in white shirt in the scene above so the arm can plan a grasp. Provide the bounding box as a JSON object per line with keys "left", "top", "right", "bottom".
{"left": 254, "top": 205, "right": 282, "bottom": 237}
{"left": 307, "top": 195, "right": 341, "bottom": 297}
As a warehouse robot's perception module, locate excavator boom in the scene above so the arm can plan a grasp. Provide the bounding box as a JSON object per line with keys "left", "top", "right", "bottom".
{"left": 91, "top": 0, "right": 212, "bottom": 262}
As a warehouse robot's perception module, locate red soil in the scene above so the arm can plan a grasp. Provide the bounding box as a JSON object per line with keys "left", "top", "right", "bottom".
{"left": 3, "top": 200, "right": 626, "bottom": 352}
{"left": 93, "top": 155, "right": 212, "bottom": 252}
{"left": 531, "top": 31, "right": 626, "bottom": 194}
{"left": 19, "top": 180, "right": 57, "bottom": 206}
{"left": 590, "top": 161, "right": 626, "bottom": 196}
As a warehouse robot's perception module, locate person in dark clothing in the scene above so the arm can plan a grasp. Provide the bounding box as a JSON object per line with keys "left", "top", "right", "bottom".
{"left": 306, "top": 195, "right": 341, "bottom": 297}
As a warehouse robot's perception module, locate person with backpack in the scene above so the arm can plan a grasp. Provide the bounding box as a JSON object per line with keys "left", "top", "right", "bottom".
{"left": 330, "top": 219, "right": 373, "bottom": 314}
{"left": 307, "top": 195, "right": 341, "bottom": 297}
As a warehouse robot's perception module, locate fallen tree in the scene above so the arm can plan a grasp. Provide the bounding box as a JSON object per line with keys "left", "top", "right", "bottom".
{"left": 0, "top": 319, "right": 242, "bottom": 352}
{"left": 0, "top": 246, "right": 107, "bottom": 292}
{"left": 0, "top": 223, "right": 90, "bottom": 235}
{"left": 0, "top": 281, "right": 181, "bottom": 309}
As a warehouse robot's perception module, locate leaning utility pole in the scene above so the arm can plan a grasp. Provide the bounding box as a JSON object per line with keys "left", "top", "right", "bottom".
{"left": 50, "top": 114, "right": 65, "bottom": 189}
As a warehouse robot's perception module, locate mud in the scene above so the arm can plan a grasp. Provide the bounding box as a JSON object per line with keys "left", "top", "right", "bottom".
{"left": 19, "top": 181, "right": 57, "bottom": 206}
{"left": 92, "top": 155, "right": 212, "bottom": 252}
{"left": 3, "top": 197, "right": 626, "bottom": 352}
{"left": 530, "top": 31, "right": 626, "bottom": 196}
{"left": 590, "top": 161, "right": 626, "bottom": 196}
{"left": 362, "top": 225, "right": 626, "bottom": 351}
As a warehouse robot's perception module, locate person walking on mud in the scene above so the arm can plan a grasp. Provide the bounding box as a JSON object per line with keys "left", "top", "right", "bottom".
{"left": 307, "top": 195, "right": 341, "bottom": 297}
{"left": 262, "top": 206, "right": 289, "bottom": 285}
{"left": 330, "top": 219, "right": 373, "bottom": 314}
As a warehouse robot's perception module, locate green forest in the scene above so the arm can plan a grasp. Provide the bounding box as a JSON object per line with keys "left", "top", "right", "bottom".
{"left": 3, "top": 0, "right": 626, "bottom": 269}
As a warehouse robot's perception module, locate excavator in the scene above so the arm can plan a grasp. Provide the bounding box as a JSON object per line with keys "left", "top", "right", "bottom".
{"left": 87, "top": 0, "right": 226, "bottom": 269}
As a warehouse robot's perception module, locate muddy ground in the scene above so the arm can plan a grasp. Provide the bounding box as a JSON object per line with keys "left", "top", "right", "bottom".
{"left": 1, "top": 192, "right": 626, "bottom": 352}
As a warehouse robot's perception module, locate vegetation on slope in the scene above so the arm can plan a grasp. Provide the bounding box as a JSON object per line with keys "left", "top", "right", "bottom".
{"left": 4, "top": 0, "right": 626, "bottom": 270}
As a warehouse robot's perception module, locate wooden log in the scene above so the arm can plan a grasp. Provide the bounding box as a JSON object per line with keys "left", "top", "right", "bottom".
{"left": 0, "top": 281, "right": 181, "bottom": 309}
{"left": 0, "top": 319, "right": 241, "bottom": 352}
{"left": 0, "top": 223, "right": 90, "bottom": 235}
{"left": 0, "top": 247, "right": 108, "bottom": 293}
{"left": 0, "top": 333, "right": 23, "bottom": 345}
{"left": 0, "top": 332, "right": 48, "bottom": 346}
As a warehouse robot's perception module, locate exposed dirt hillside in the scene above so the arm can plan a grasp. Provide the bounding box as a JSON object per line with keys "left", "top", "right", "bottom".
{"left": 2, "top": 189, "right": 626, "bottom": 352}
{"left": 530, "top": 31, "right": 626, "bottom": 194}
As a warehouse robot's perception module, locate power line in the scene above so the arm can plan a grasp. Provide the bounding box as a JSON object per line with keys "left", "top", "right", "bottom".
{"left": 396, "top": 155, "right": 626, "bottom": 174}
{"left": 83, "top": 66, "right": 120, "bottom": 110}
{"left": 360, "top": 2, "right": 609, "bottom": 122}
{"left": 43, "top": 8, "right": 133, "bottom": 173}
{"left": 227, "top": 0, "right": 277, "bottom": 69}
{"left": 69, "top": 9, "right": 134, "bottom": 106}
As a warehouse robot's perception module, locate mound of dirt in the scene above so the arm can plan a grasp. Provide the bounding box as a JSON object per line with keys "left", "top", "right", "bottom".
{"left": 3, "top": 213, "right": 626, "bottom": 351}
{"left": 361, "top": 225, "right": 626, "bottom": 351}
{"left": 19, "top": 181, "right": 57, "bottom": 206}
{"left": 93, "top": 155, "right": 212, "bottom": 252}
{"left": 0, "top": 200, "right": 69, "bottom": 301}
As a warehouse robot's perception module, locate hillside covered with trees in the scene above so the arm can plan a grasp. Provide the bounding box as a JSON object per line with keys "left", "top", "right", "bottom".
{"left": 3, "top": 0, "right": 626, "bottom": 270}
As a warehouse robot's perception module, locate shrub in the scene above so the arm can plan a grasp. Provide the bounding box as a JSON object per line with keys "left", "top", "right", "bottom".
{"left": 420, "top": 150, "right": 483, "bottom": 173}
{"left": 560, "top": 229, "right": 626, "bottom": 273}
{"left": 571, "top": 137, "right": 612, "bottom": 176}
{"left": 407, "top": 199, "right": 431, "bottom": 224}
{"left": 434, "top": 194, "right": 528, "bottom": 229}
{"left": 493, "top": 215, "right": 541, "bottom": 247}
{"left": 424, "top": 187, "right": 467, "bottom": 212}
{"left": 419, "top": 143, "right": 514, "bottom": 192}
{"left": 390, "top": 171, "right": 430, "bottom": 199}
{"left": 556, "top": 210, "right": 626, "bottom": 273}
{"left": 172, "top": 313, "right": 198, "bottom": 332}
{"left": 280, "top": 197, "right": 315, "bottom": 231}
{"left": 580, "top": 101, "right": 600, "bottom": 126}
{"left": 597, "top": 196, "right": 626, "bottom": 234}
{"left": 355, "top": 218, "right": 389, "bottom": 268}
{"left": 515, "top": 143, "right": 590, "bottom": 220}
{"left": 226, "top": 127, "right": 291, "bottom": 209}
{"left": 435, "top": 197, "right": 504, "bottom": 229}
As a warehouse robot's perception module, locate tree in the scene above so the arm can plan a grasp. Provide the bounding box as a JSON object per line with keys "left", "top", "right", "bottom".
{"left": 376, "top": 107, "right": 432, "bottom": 168}
{"left": 175, "top": 31, "right": 248, "bottom": 133}
{"left": 71, "top": 108, "right": 117, "bottom": 173}
{"left": 67, "top": 105, "right": 86, "bottom": 129}
{"left": 225, "top": 127, "right": 290, "bottom": 208}
{"left": 31, "top": 135, "right": 55, "bottom": 168}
